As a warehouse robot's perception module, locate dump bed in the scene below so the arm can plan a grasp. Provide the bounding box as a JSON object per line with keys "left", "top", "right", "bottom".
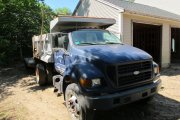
{"left": 32, "top": 33, "right": 63, "bottom": 63}
{"left": 50, "top": 16, "right": 116, "bottom": 33}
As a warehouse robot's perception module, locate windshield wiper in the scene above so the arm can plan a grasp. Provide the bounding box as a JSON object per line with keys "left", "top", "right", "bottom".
{"left": 78, "top": 42, "right": 122, "bottom": 45}
{"left": 105, "top": 41, "right": 122, "bottom": 44}
{"left": 79, "top": 42, "right": 97, "bottom": 45}
{"left": 79, "top": 42, "right": 107, "bottom": 45}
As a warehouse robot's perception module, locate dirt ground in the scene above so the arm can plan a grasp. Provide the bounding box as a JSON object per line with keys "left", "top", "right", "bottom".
{"left": 0, "top": 64, "right": 180, "bottom": 120}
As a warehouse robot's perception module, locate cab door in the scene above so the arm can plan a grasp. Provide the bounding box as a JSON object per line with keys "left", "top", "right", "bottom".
{"left": 54, "top": 34, "right": 70, "bottom": 74}
{"left": 63, "top": 35, "right": 71, "bottom": 66}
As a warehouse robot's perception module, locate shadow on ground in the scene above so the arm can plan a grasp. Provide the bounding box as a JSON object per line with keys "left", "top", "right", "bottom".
{"left": 94, "top": 94, "right": 180, "bottom": 120}
{"left": 0, "top": 64, "right": 34, "bottom": 101}
{"left": 0, "top": 64, "right": 180, "bottom": 120}
{"left": 27, "top": 85, "right": 53, "bottom": 93}
{"left": 0, "top": 64, "right": 53, "bottom": 101}
{"left": 161, "top": 64, "right": 180, "bottom": 76}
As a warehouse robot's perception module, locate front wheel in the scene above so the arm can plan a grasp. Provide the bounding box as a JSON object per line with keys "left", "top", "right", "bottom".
{"left": 65, "top": 83, "right": 95, "bottom": 120}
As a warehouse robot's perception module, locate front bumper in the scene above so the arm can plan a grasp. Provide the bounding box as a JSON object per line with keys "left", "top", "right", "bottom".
{"left": 83, "top": 79, "right": 161, "bottom": 110}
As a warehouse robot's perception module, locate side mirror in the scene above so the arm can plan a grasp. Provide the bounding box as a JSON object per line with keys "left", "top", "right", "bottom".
{"left": 63, "top": 52, "right": 69, "bottom": 56}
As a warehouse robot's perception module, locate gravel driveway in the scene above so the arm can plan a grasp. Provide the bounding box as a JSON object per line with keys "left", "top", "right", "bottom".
{"left": 0, "top": 64, "right": 180, "bottom": 120}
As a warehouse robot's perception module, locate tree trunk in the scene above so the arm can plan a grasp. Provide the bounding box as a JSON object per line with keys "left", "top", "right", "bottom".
{"left": 19, "top": 39, "right": 23, "bottom": 60}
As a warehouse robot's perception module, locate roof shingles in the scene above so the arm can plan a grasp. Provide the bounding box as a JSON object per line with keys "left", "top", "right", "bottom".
{"left": 102, "top": 0, "right": 180, "bottom": 21}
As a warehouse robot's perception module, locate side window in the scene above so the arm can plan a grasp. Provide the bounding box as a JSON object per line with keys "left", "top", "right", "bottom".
{"left": 64, "top": 36, "right": 69, "bottom": 51}
{"left": 58, "top": 35, "right": 69, "bottom": 50}
{"left": 54, "top": 35, "right": 59, "bottom": 48}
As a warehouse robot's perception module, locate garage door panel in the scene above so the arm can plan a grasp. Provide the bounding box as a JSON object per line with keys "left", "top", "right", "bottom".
{"left": 133, "top": 23, "right": 162, "bottom": 65}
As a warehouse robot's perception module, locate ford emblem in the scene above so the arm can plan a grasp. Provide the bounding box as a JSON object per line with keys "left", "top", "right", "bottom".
{"left": 134, "top": 71, "right": 140, "bottom": 75}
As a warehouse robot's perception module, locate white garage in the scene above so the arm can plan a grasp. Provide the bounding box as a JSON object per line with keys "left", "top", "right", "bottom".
{"left": 73, "top": 0, "right": 180, "bottom": 68}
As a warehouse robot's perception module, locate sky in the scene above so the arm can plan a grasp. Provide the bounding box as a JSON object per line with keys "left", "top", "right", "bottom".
{"left": 44, "top": 0, "right": 79, "bottom": 12}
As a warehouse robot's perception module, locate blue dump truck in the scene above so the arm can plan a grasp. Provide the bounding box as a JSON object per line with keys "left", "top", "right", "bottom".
{"left": 31, "top": 16, "right": 161, "bottom": 120}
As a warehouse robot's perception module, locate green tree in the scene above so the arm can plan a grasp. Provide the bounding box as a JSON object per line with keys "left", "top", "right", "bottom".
{"left": 55, "top": 7, "right": 72, "bottom": 15}
{"left": 0, "top": 0, "right": 55, "bottom": 65}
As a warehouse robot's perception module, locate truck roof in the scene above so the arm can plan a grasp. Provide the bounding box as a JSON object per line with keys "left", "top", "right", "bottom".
{"left": 50, "top": 16, "right": 116, "bottom": 33}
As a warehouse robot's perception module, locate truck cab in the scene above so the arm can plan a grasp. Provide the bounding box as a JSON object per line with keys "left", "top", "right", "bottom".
{"left": 32, "top": 16, "right": 161, "bottom": 120}
{"left": 53, "top": 28, "right": 161, "bottom": 119}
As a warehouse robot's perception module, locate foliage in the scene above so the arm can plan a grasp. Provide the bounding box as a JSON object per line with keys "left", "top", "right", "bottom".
{"left": 0, "top": 0, "right": 55, "bottom": 65}
{"left": 55, "top": 7, "right": 72, "bottom": 15}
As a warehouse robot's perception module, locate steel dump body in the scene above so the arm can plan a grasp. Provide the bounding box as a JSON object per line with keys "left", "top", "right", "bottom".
{"left": 50, "top": 16, "right": 116, "bottom": 33}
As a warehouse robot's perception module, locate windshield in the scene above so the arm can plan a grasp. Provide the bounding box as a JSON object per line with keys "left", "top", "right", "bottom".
{"left": 71, "top": 30, "right": 122, "bottom": 46}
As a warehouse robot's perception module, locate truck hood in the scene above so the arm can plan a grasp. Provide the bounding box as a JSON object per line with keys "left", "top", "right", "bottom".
{"left": 76, "top": 44, "right": 152, "bottom": 64}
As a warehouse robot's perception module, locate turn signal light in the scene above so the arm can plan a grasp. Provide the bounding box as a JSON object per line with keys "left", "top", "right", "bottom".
{"left": 79, "top": 78, "right": 92, "bottom": 88}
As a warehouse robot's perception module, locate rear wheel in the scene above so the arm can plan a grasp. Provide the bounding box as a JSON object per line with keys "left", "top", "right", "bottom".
{"left": 46, "top": 65, "right": 53, "bottom": 84}
{"left": 65, "top": 83, "right": 95, "bottom": 120}
{"left": 35, "top": 64, "right": 47, "bottom": 86}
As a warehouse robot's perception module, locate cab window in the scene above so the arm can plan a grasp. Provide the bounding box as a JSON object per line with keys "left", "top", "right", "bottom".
{"left": 58, "top": 35, "right": 69, "bottom": 51}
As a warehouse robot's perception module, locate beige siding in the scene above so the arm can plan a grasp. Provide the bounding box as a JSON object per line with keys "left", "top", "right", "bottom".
{"left": 162, "top": 23, "right": 170, "bottom": 67}
{"left": 75, "top": 0, "right": 121, "bottom": 37}
{"left": 123, "top": 14, "right": 132, "bottom": 45}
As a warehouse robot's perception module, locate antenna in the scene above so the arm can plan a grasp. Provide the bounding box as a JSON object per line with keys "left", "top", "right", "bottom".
{"left": 40, "top": 0, "right": 44, "bottom": 40}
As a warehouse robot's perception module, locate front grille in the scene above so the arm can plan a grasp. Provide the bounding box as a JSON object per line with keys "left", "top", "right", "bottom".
{"left": 106, "top": 61, "right": 153, "bottom": 87}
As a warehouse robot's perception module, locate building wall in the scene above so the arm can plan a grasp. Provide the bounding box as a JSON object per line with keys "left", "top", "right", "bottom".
{"left": 74, "top": 0, "right": 122, "bottom": 37}
{"left": 134, "top": 0, "right": 180, "bottom": 15}
{"left": 123, "top": 13, "right": 173, "bottom": 67}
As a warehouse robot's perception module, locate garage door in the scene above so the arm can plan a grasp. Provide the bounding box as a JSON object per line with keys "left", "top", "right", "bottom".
{"left": 171, "top": 28, "right": 180, "bottom": 63}
{"left": 133, "top": 23, "right": 162, "bottom": 65}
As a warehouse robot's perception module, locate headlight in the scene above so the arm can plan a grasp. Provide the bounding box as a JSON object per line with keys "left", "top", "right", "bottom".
{"left": 153, "top": 61, "right": 160, "bottom": 75}
{"left": 154, "top": 66, "right": 160, "bottom": 74}
{"left": 92, "top": 78, "right": 101, "bottom": 87}
{"left": 79, "top": 78, "right": 101, "bottom": 88}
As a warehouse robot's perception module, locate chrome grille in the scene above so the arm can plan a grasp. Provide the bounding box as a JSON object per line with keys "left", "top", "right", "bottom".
{"left": 107, "top": 61, "right": 153, "bottom": 87}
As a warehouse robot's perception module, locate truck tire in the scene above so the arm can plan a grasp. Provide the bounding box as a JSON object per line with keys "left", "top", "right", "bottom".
{"left": 65, "top": 83, "right": 95, "bottom": 120}
{"left": 35, "top": 64, "right": 47, "bottom": 86}
{"left": 46, "top": 66, "right": 53, "bottom": 84}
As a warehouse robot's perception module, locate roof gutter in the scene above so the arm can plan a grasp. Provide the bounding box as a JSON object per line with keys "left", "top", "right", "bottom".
{"left": 125, "top": 10, "right": 180, "bottom": 23}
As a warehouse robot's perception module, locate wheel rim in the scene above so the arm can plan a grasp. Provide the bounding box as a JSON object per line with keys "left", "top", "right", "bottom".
{"left": 35, "top": 68, "right": 39, "bottom": 83}
{"left": 67, "top": 93, "right": 80, "bottom": 119}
